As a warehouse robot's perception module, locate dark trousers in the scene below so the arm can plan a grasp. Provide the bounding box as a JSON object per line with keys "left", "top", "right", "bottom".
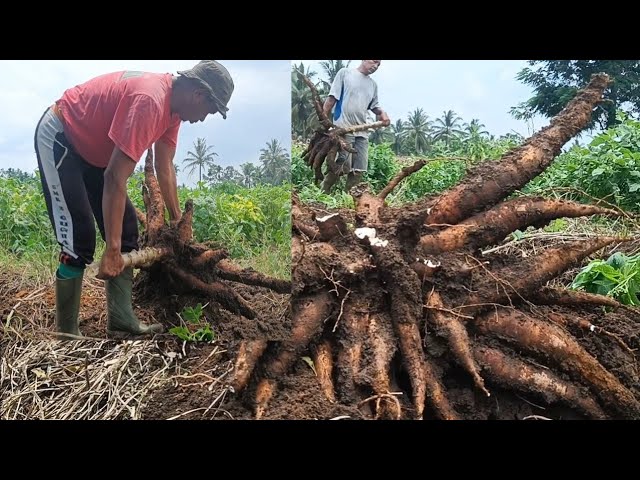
{"left": 34, "top": 107, "right": 138, "bottom": 268}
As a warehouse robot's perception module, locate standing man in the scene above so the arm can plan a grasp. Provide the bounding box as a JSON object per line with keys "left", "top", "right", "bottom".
{"left": 320, "top": 60, "right": 390, "bottom": 193}
{"left": 34, "top": 60, "right": 234, "bottom": 339}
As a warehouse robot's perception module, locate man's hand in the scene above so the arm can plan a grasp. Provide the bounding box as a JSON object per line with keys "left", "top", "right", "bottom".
{"left": 97, "top": 248, "right": 124, "bottom": 280}
{"left": 372, "top": 107, "right": 390, "bottom": 127}
{"left": 102, "top": 146, "right": 136, "bottom": 279}
{"left": 155, "top": 142, "right": 182, "bottom": 224}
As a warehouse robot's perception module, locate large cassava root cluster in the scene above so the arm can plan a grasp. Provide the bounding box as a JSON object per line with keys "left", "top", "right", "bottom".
{"left": 93, "top": 149, "right": 291, "bottom": 322}
{"left": 231, "top": 72, "right": 640, "bottom": 420}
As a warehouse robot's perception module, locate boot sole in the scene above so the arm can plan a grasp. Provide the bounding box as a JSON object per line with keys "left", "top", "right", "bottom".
{"left": 106, "top": 326, "right": 165, "bottom": 338}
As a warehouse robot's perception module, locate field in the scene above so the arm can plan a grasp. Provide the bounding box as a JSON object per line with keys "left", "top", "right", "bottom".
{"left": 0, "top": 167, "right": 293, "bottom": 419}
{"left": 257, "top": 73, "right": 640, "bottom": 421}
{"left": 3, "top": 69, "right": 640, "bottom": 420}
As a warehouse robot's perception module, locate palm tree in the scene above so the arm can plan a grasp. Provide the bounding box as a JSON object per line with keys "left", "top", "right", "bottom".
{"left": 319, "top": 60, "right": 352, "bottom": 88}
{"left": 390, "top": 119, "right": 406, "bottom": 155}
{"left": 259, "top": 139, "right": 290, "bottom": 185}
{"left": 462, "top": 119, "right": 491, "bottom": 162}
{"left": 291, "top": 63, "right": 322, "bottom": 140}
{"left": 203, "top": 164, "right": 223, "bottom": 185}
{"left": 182, "top": 137, "right": 218, "bottom": 185}
{"left": 368, "top": 124, "right": 394, "bottom": 145}
{"left": 433, "top": 110, "right": 465, "bottom": 148}
{"left": 239, "top": 162, "right": 260, "bottom": 188}
{"left": 402, "top": 108, "right": 432, "bottom": 154}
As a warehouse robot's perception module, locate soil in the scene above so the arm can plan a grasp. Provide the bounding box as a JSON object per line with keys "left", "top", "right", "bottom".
{"left": 1, "top": 262, "right": 639, "bottom": 420}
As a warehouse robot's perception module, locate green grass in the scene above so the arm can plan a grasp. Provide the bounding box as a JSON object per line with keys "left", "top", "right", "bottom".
{"left": 0, "top": 174, "right": 291, "bottom": 281}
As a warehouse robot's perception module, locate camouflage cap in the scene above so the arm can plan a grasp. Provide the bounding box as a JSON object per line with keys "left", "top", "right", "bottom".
{"left": 178, "top": 60, "right": 234, "bottom": 119}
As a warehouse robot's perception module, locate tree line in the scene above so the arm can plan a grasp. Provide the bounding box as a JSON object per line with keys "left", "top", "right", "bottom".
{"left": 292, "top": 60, "right": 640, "bottom": 156}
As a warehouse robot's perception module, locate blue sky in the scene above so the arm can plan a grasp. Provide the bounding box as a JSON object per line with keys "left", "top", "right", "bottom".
{"left": 0, "top": 60, "right": 291, "bottom": 187}
{"left": 293, "top": 60, "right": 568, "bottom": 142}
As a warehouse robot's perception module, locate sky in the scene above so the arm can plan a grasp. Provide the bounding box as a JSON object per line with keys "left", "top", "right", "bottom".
{"left": 293, "top": 59, "right": 562, "bottom": 142}
{"left": 0, "top": 60, "right": 291, "bottom": 187}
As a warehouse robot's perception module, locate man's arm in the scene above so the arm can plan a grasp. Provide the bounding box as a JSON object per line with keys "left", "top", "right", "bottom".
{"left": 322, "top": 68, "right": 346, "bottom": 127}
{"left": 98, "top": 146, "right": 136, "bottom": 280}
{"left": 322, "top": 96, "right": 337, "bottom": 121}
{"left": 154, "top": 140, "right": 182, "bottom": 225}
{"left": 372, "top": 107, "right": 390, "bottom": 126}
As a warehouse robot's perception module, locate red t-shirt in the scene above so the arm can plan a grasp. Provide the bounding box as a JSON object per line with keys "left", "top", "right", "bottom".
{"left": 55, "top": 70, "right": 182, "bottom": 168}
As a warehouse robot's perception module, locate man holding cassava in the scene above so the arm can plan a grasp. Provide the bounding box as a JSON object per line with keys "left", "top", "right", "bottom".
{"left": 320, "top": 60, "right": 391, "bottom": 193}
{"left": 34, "top": 60, "right": 234, "bottom": 339}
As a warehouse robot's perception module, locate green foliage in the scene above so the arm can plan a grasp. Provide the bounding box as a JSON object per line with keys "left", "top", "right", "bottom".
{"left": 364, "top": 143, "right": 400, "bottom": 193}
{"left": 169, "top": 303, "right": 215, "bottom": 342}
{"left": 524, "top": 113, "right": 640, "bottom": 212}
{"left": 400, "top": 158, "right": 467, "bottom": 202}
{"left": 297, "top": 184, "right": 354, "bottom": 209}
{"left": 0, "top": 174, "right": 58, "bottom": 256}
{"left": 1, "top": 171, "right": 290, "bottom": 278}
{"left": 571, "top": 252, "right": 640, "bottom": 305}
{"left": 291, "top": 142, "right": 314, "bottom": 187}
{"left": 511, "top": 60, "right": 640, "bottom": 130}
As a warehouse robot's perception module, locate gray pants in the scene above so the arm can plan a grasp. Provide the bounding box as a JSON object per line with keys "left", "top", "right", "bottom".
{"left": 335, "top": 135, "right": 368, "bottom": 174}
{"left": 321, "top": 135, "right": 368, "bottom": 193}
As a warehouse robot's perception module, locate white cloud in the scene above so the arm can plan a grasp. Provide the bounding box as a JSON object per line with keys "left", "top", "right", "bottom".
{"left": 0, "top": 60, "right": 291, "bottom": 184}
{"left": 462, "top": 72, "right": 489, "bottom": 101}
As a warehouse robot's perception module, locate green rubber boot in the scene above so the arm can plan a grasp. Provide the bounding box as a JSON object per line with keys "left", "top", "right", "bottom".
{"left": 55, "top": 272, "right": 83, "bottom": 340}
{"left": 346, "top": 171, "right": 364, "bottom": 191}
{"left": 106, "top": 267, "right": 164, "bottom": 336}
{"left": 321, "top": 170, "right": 341, "bottom": 194}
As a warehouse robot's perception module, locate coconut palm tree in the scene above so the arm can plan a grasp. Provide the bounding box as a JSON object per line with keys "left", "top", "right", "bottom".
{"left": 390, "top": 119, "right": 406, "bottom": 155}
{"left": 239, "top": 162, "right": 260, "bottom": 188}
{"left": 402, "top": 108, "right": 432, "bottom": 154}
{"left": 318, "top": 60, "right": 352, "bottom": 88}
{"left": 259, "top": 139, "right": 290, "bottom": 185}
{"left": 433, "top": 110, "right": 465, "bottom": 148}
{"left": 182, "top": 137, "right": 218, "bottom": 185}
{"left": 291, "top": 63, "right": 320, "bottom": 140}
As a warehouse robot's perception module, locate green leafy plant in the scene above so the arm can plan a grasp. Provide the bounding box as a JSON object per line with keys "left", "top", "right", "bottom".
{"left": 524, "top": 112, "right": 640, "bottom": 212}
{"left": 571, "top": 252, "right": 640, "bottom": 305}
{"left": 169, "top": 303, "right": 215, "bottom": 342}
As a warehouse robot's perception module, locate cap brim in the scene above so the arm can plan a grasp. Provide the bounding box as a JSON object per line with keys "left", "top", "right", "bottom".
{"left": 177, "top": 69, "right": 229, "bottom": 119}
{"left": 209, "top": 95, "right": 229, "bottom": 119}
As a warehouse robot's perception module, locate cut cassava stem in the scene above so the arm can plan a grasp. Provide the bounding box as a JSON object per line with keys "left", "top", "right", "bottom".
{"left": 379, "top": 158, "right": 428, "bottom": 201}
{"left": 85, "top": 247, "right": 170, "bottom": 278}
{"left": 297, "top": 70, "right": 332, "bottom": 128}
